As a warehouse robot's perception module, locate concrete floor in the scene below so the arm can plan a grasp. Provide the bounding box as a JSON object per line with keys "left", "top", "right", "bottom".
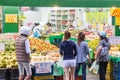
{"left": 87, "top": 71, "right": 99, "bottom": 80}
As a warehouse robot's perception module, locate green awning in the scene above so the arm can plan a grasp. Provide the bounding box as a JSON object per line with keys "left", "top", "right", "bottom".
{"left": 0, "top": 0, "right": 120, "bottom": 7}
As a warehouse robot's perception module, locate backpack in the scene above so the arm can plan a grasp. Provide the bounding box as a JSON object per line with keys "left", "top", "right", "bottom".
{"left": 100, "top": 42, "right": 109, "bottom": 57}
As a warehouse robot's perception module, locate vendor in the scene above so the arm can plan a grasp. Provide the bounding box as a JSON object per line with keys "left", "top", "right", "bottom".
{"left": 45, "top": 22, "right": 52, "bottom": 34}
{"left": 32, "top": 22, "right": 42, "bottom": 38}
{"left": 68, "top": 25, "right": 74, "bottom": 31}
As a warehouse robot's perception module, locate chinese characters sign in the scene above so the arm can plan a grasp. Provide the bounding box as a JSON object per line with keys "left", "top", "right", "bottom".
{"left": 110, "top": 8, "right": 120, "bottom": 25}
{"left": 5, "top": 14, "right": 17, "bottom": 23}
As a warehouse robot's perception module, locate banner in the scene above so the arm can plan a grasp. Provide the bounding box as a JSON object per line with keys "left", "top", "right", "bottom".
{"left": 86, "top": 12, "right": 108, "bottom": 24}
{"left": 5, "top": 14, "right": 17, "bottom": 23}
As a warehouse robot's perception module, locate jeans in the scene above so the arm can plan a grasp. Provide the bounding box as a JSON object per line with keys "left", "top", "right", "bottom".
{"left": 99, "top": 61, "right": 108, "bottom": 80}
{"left": 75, "top": 63, "right": 86, "bottom": 80}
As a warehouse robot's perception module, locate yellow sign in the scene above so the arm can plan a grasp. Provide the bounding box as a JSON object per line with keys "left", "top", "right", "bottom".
{"left": 110, "top": 8, "right": 120, "bottom": 16}
{"left": 5, "top": 14, "right": 17, "bottom": 23}
{"left": 19, "top": 16, "right": 26, "bottom": 20}
{"left": 115, "top": 16, "right": 120, "bottom": 25}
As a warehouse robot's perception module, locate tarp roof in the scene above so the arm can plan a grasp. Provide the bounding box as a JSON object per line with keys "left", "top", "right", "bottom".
{"left": 0, "top": 0, "right": 120, "bottom": 7}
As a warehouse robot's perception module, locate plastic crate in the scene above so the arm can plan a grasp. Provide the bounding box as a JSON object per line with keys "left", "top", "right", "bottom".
{"left": 85, "top": 40, "right": 90, "bottom": 42}
{"left": 33, "top": 75, "right": 54, "bottom": 80}
{"left": 113, "top": 62, "right": 120, "bottom": 76}
{"left": 54, "top": 64, "right": 64, "bottom": 76}
{"left": 10, "top": 68, "right": 19, "bottom": 80}
{"left": 0, "top": 69, "right": 7, "bottom": 79}
{"left": 113, "top": 75, "right": 120, "bottom": 80}
{"left": 70, "top": 37, "right": 77, "bottom": 42}
{"left": 0, "top": 68, "right": 11, "bottom": 80}
{"left": 49, "top": 34, "right": 63, "bottom": 44}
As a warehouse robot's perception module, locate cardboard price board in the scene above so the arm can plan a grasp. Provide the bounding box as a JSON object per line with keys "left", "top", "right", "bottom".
{"left": 35, "top": 62, "right": 52, "bottom": 74}
{"left": 0, "top": 43, "right": 5, "bottom": 52}
{"left": 109, "top": 36, "right": 120, "bottom": 45}
{"left": 5, "top": 14, "right": 17, "bottom": 23}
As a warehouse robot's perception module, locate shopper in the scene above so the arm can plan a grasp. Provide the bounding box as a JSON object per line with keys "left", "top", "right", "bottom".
{"left": 75, "top": 32, "right": 90, "bottom": 80}
{"left": 68, "top": 25, "right": 74, "bottom": 31}
{"left": 60, "top": 31, "right": 77, "bottom": 80}
{"left": 15, "top": 26, "right": 35, "bottom": 80}
{"left": 95, "top": 31, "right": 110, "bottom": 80}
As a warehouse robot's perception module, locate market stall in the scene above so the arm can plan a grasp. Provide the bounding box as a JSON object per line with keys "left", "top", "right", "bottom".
{"left": 0, "top": 33, "right": 61, "bottom": 80}
{"left": 1, "top": 0, "right": 120, "bottom": 80}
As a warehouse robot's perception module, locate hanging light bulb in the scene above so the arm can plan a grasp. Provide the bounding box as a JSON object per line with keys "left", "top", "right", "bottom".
{"left": 86, "top": 8, "right": 90, "bottom": 12}
{"left": 99, "top": 8, "right": 103, "bottom": 12}
{"left": 54, "top": 6, "right": 58, "bottom": 11}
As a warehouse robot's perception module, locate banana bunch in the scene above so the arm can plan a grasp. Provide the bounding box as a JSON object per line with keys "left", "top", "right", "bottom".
{"left": 88, "top": 39, "right": 100, "bottom": 51}
{"left": 0, "top": 39, "right": 15, "bottom": 51}
{"left": 0, "top": 51, "right": 18, "bottom": 68}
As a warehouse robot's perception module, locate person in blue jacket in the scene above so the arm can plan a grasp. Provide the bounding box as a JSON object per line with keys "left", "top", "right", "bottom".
{"left": 60, "top": 31, "right": 77, "bottom": 80}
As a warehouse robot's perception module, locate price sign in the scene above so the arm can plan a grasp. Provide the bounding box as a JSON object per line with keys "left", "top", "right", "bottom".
{"left": 0, "top": 43, "right": 5, "bottom": 52}
{"left": 5, "top": 14, "right": 17, "bottom": 23}
{"left": 110, "top": 8, "right": 120, "bottom": 16}
{"left": 35, "top": 62, "right": 52, "bottom": 74}
{"left": 109, "top": 36, "right": 120, "bottom": 45}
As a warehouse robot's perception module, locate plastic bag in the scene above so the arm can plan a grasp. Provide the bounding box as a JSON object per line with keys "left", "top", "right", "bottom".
{"left": 89, "top": 60, "right": 99, "bottom": 74}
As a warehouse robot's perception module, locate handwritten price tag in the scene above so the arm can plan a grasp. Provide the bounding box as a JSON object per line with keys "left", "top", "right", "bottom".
{"left": 0, "top": 43, "right": 5, "bottom": 52}
{"left": 109, "top": 36, "right": 120, "bottom": 45}
{"left": 35, "top": 62, "right": 52, "bottom": 74}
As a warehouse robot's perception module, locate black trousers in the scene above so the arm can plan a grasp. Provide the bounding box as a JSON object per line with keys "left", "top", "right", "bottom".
{"left": 99, "top": 61, "right": 108, "bottom": 80}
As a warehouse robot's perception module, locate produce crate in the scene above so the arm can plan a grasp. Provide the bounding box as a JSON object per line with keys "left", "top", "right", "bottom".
{"left": 113, "top": 75, "right": 120, "bottom": 80}
{"left": 70, "top": 37, "right": 77, "bottom": 42}
{"left": 32, "top": 62, "right": 54, "bottom": 76}
{"left": 33, "top": 75, "right": 54, "bottom": 80}
{"left": 113, "top": 62, "right": 120, "bottom": 75}
{"left": 0, "top": 68, "right": 11, "bottom": 80}
{"left": 0, "top": 68, "right": 7, "bottom": 79}
{"left": 89, "top": 49, "right": 94, "bottom": 59}
{"left": 10, "top": 68, "right": 19, "bottom": 80}
{"left": 85, "top": 40, "right": 90, "bottom": 42}
{"left": 49, "top": 34, "right": 63, "bottom": 46}
{"left": 54, "top": 64, "right": 64, "bottom": 76}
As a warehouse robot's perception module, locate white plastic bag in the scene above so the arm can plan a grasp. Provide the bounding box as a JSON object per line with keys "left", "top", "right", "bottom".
{"left": 89, "top": 60, "right": 99, "bottom": 74}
